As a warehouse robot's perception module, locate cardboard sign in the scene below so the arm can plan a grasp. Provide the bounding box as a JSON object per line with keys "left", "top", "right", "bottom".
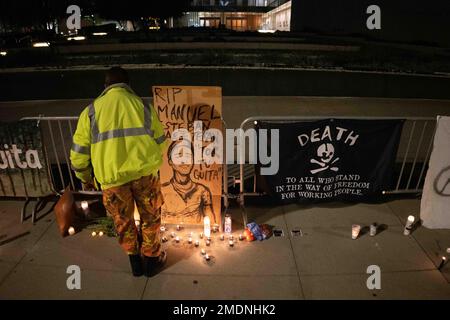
{"left": 152, "top": 86, "right": 223, "bottom": 226}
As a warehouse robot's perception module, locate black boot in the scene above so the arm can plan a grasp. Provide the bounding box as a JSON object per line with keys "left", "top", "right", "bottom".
{"left": 143, "top": 251, "right": 167, "bottom": 277}
{"left": 128, "top": 254, "right": 143, "bottom": 277}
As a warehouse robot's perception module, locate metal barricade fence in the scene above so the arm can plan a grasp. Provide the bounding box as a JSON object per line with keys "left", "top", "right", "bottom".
{"left": 21, "top": 116, "right": 86, "bottom": 194}
{"left": 18, "top": 115, "right": 437, "bottom": 226}
{"left": 13, "top": 117, "right": 87, "bottom": 224}
{"left": 20, "top": 116, "right": 232, "bottom": 221}
{"left": 235, "top": 116, "right": 437, "bottom": 211}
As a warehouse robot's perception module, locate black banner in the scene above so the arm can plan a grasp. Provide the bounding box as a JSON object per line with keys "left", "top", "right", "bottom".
{"left": 257, "top": 119, "right": 404, "bottom": 203}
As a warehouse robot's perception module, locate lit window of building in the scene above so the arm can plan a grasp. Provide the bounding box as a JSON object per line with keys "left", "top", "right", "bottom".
{"left": 173, "top": 0, "right": 291, "bottom": 32}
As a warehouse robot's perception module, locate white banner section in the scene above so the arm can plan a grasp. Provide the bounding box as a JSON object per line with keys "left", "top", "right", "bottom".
{"left": 421, "top": 116, "right": 450, "bottom": 229}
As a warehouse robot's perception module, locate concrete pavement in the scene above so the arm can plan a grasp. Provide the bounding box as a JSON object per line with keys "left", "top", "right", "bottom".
{"left": 0, "top": 92, "right": 450, "bottom": 299}
{"left": 0, "top": 198, "right": 449, "bottom": 300}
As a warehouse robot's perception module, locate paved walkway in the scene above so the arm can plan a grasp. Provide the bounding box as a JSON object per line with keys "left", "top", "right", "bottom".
{"left": 0, "top": 198, "right": 449, "bottom": 299}
{"left": 1, "top": 95, "right": 449, "bottom": 299}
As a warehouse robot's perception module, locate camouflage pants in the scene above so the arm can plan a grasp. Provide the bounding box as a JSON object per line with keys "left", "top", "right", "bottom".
{"left": 102, "top": 175, "right": 164, "bottom": 257}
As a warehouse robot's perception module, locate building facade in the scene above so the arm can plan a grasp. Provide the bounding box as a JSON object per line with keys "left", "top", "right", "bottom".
{"left": 173, "top": 0, "right": 291, "bottom": 32}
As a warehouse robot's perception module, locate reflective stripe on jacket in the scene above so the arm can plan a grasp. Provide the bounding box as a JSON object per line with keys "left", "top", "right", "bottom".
{"left": 70, "top": 83, "right": 167, "bottom": 189}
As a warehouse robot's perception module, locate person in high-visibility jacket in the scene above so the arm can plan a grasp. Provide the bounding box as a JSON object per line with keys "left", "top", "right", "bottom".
{"left": 70, "top": 67, "right": 168, "bottom": 277}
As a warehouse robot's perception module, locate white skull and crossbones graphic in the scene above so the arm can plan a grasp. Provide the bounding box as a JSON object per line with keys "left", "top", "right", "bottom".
{"left": 310, "top": 143, "right": 339, "bottom": 174}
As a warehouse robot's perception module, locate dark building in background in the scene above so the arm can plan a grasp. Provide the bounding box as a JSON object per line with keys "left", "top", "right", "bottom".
{"left": 290, "top": 0, "right": 450, "bottom": 46}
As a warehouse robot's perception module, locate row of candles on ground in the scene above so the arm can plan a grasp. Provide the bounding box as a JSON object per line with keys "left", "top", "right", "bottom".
{"left": 351, "top": 214, "right": 449, "bottom": 271}
{"left": 68, "top": 226, "right": 105, "bottom": 237}
{"left": 159, "top": 216, "right": 242, "bottom": 262}
{"left": 350, "top": 215, "right": 420, "bottom": 240}
{"left": 160, "top": 226, "right": 245, "bottom": 247}
{"left": 68, "top": 227, "right": 104, "bottom": 237}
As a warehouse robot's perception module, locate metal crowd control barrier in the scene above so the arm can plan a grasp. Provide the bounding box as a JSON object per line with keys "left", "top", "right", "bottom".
{"left": 20, "top": 116, "right": 96, "bottom": 194}
{"left": 18, "top": 115, "right": 436, "bottom": 227}
{"left": 236, "top": 116, "right": 437, "bottom": 215}
{"left": 16, "top": 116, "right": 94, "bottom": 224}
{"left": 20, "top": 116, "right": 232, "bottom": 222}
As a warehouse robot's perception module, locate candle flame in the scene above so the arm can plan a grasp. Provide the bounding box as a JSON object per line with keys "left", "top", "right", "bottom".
{"left": 81, "top": 201, "right": 89, "bottom": 210}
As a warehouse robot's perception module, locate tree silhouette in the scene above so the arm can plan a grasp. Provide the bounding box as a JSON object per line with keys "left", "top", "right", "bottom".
{"left": 0, "top": 0, "right": 190, "bottom": 33}
{"left": 95, "top": 0, "right": 191, "bottom": 29}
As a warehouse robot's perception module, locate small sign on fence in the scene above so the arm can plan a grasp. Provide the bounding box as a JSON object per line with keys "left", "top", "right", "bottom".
{"left": 0, "top": 120, "right": 53, "bottom": 197}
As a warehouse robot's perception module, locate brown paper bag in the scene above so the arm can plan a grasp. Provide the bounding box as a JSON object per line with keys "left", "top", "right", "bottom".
{"left": 54, "top": 187, "right": 77, "bottom": 237}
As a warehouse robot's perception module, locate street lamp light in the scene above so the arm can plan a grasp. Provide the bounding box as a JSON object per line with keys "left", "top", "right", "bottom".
{"left": 32, "top": 42, "right": 50, "bottom": 48}
{"left": 67, "top": 36, "right": 86, "bottom": 41}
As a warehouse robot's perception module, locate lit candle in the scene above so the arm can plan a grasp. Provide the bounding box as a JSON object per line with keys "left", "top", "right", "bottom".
{"left": 199, "top": 232, "right": 203, "bottom": 239}
{"left": 98, "top": 231, "right": 104, "bottom": 237}
{"left": 68, "top": 227, "right": 75, "bottom": 235}
{"left": 135, "top": 220, "right": 140, "bottom": 228}
{"left": 81, "top": 201, "right": 89, "bottom": 211}
{"left": 176, "top": 224, "right": 181, "bottom": 231}
{"left": 195, "top": 240, "right": 199, "bottom": 247}
{"left": 370, "top": 223, "right": 377, "bottom": 237}
{"left": 229, "top": 240, "right": 234, "bottom": 247}
{"left": 204, "top": 216, "right": 211, "bottom": 238}
{"left": 201, "top": 248, "right": 206, "bottom": 255}
{"left": 403, "top": 215, "right": 415, "bottom": 235}
{"left": 175, "top": 236, "right": 180, "bottom": 243}
{"left": 229, "top": 234, "right": 234, "bottom": 240}
{"left": 162, "top": 236, "right": 168, "bottom": 243}
{"left": 91, "top": 231, "right": 97, "bottom": 237}
{"left": 160, "top": 225, "right": 166, "bottom": 232}
{"left": 188, "top": 237, "right": 192, "bottom": 244}
{"left": 239, "top": 234, "right": 244, "bottom": 241}
{"left": 205, "top": 254, "right": 210, "bottom": 261}
{"left": 220, "top": 234, "right": 224, "bottom": 241}
{"left": 206, "top": 240, "right": 210, "bottom": 246}
{"left": 171, "top": 231, "right": 175, "bottom": 238}
{"left": 212, "top": 224, "right": 219, "bottom": 233}
{"left": 351, "top": 224, "right": 361, "bottom": 240}
{"left": 438, "top": 257, "right": 447, "bottom": 270}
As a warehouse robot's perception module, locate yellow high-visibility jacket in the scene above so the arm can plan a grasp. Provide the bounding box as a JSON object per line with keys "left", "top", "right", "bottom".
{"left": 70, "top": 83, "right": 167, "bottom": 190}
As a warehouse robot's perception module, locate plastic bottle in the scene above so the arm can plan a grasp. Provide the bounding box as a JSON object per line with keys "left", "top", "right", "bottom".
{"left": 224, "top": 214, "right": 232, "bottom": 234}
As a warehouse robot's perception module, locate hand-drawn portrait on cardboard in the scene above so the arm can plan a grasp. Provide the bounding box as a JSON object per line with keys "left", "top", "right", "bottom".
{"left": 152, "top": 86, "right": 223, "bottom": 226}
